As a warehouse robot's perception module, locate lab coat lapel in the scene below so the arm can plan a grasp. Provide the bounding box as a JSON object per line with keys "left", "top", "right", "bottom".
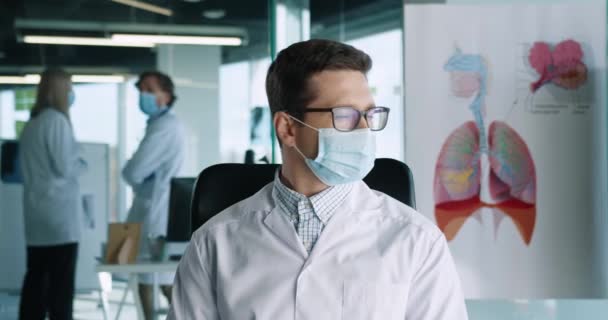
{"left": 305, "top": 181, "right": 379, "bottom": 264}
{"left": 263, "top": 206, "right": 308, "bottom": 260}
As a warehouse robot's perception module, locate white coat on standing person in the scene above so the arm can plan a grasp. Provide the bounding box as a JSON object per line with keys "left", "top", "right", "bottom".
{"left": 19, "top": 68, "right": 86, "bottom": 320}
{"left": 168, "top": 40, "right": 468, "bottom": 320}
{"left": 122, "top": 71, "right": 185, "bottom": 319}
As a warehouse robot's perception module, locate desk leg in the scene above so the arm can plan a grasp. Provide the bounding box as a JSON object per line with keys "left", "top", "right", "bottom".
{"left": 129, "top": 275, "right": 145, "bottom": 320}
{"left": 98, "top": 290, "right": 110, "bottom": 320}
{"left": 153, "top": 272, "right": 159, "bottom": 320}
{"left": 115, "top": 279, "right": 129, "bottom": 320}
{"left": 97, "top": 272, "right": 111, "bottom": 320}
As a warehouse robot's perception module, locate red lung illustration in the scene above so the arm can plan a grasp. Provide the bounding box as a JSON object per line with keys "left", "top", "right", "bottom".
{"left": 487, "top": 122, "right": 536, "bottom": 205}
{"left": 529, "top": 39, "right": 587, "bottom": 92}
{"left": 434, "top": 121, "right": 536, "bottom": 245}
{"left": 434, "top": 121, "right": 481, "bottom": 204}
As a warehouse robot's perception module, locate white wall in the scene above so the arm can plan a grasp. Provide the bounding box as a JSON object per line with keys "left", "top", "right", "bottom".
{"left": 0, "top": 91, "right": 16, "bottom": 139}
{"left": 70, "top": 84, "right": 118, "bottom": 146}
{"left": 219, "top": 61, "right": 250, "bottom": 163}
{"left": 348, "top": 29, "right": 405, "bottom": 161}
{"left": 0, "top": 92, "right": 4, "bottom": 137}
{"left": 157, "top": 45, "right": 221, "bottom": 177}
{"left": 219, "top": 58, "right": 273, "bottom": 164}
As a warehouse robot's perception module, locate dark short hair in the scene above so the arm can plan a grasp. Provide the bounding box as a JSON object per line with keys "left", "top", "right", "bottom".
{"left": 136, "top": 71, "right": 177, "bottom": 107}
{"left": 265, "top": 39, "right": 372, "bottom": 119}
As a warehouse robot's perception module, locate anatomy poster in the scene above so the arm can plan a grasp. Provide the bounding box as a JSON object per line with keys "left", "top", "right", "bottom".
{"left": 405, "top": 4, "right": 607, "bottom": 298}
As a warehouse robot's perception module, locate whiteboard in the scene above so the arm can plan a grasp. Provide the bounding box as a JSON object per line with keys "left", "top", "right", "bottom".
{"left": 0, "top": 141, "right": 110, "bottom": 292}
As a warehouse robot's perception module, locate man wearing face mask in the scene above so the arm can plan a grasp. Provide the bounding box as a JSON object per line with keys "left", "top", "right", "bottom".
{"left": 168, "top": 40, "right": 468, "bottom": 320}
{"left": 123, "top": 71, "right": 185, "bottom": 319}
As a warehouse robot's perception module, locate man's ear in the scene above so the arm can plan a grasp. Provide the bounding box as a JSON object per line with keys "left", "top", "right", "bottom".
{"left": 274, "top": 112, "right": 297, "bottom": 148}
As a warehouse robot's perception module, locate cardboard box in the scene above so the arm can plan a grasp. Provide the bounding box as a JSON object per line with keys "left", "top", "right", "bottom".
{"left": 104, "top": 223, "right": 141, "bottom": 264}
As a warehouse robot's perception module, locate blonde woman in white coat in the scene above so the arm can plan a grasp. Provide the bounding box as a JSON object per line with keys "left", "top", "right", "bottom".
{"left": 19, "top": 68, "right": 86, "bottom": 320}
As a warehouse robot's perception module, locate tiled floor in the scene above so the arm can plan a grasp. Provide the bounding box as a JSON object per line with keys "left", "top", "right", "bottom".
{"left": 0, "top": 280, "right": 169, "bottom": 320}
{"left": 3, "top": 287, "right": 608, "bottom": 320}
{"left": 466, "top": 299, "right": 608, "bottom": 320}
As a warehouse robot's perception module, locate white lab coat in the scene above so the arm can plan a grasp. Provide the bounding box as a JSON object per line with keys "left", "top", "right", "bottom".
{"left": 123, "top": 110, "right": 185, "bottom": 284}
{"left": 168, "top": 180, "right": 468, "bottom": 320}
{"left": 19, "top": 109, "right": 86, "bottom": 246}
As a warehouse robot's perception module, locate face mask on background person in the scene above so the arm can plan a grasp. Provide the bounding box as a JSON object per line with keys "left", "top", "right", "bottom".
{"left": 139, "top": 92, "right": 165, "bottom": 116}
{"left": 68, "top": 90, "right": 75, "bottom": 108}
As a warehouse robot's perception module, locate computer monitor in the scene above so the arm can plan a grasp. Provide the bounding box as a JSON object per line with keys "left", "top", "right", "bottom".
{"left": 166, "top": 177, "right": 196, "bottom": 242}
{"left": 1, "top": 141, "right": 23, "bottom": 184}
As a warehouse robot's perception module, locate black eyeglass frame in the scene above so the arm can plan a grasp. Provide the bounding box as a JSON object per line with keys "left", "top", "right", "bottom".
{"left": 301, "top": 106, "right": 391, "bottom": 132}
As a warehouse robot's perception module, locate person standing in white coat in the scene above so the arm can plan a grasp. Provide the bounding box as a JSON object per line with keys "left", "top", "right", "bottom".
{"left": 168, "top": 40, "right": 468, "bottom": 319}
{"left": 122, "top": 71, "right": 185, "bottom": 319}
{"left": 19, "top": 68, "right": 86, "bottom": 320}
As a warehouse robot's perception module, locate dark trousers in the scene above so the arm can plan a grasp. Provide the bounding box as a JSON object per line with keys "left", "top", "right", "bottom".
{"left": 139, "top": 284, "right": 173, "bottom": 320}
{"left": 19, "top": 243, "right": 78, "bottom": 320}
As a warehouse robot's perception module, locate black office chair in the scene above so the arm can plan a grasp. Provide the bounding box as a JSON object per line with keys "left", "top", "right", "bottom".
{"left": 190, "top": 158, "right": 416, "bottom": 233}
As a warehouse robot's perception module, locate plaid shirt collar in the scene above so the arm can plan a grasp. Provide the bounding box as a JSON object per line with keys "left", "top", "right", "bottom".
{"left": 272, "top": 168, "right": 354, "bottom": 224}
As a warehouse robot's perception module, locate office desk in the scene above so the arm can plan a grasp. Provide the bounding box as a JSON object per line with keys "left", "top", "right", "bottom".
{"left": 96, "top": 261, "right": 179, "bottom": 320}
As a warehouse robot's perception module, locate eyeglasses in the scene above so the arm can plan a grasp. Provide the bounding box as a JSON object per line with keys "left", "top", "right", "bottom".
{"left": 302, "top": 106, "right": 390, "bottom": 132}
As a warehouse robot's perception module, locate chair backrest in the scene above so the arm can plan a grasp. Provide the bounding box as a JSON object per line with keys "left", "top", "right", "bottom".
{"left": 166, "top": 178, "right": 197, "bottom": 242}
{"left": 190, "top": 158, "right": 415, "bottom": 233}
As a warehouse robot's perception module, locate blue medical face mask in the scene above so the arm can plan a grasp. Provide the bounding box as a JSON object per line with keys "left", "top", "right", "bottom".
{"left": 68, "top": 90, "right": 75, "bottom": 108}
{"left": 290, "top": 116, "right": 376, "bottom": 186}
{"left": 139, "top": 92, "right": 163, "bottom": 116}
